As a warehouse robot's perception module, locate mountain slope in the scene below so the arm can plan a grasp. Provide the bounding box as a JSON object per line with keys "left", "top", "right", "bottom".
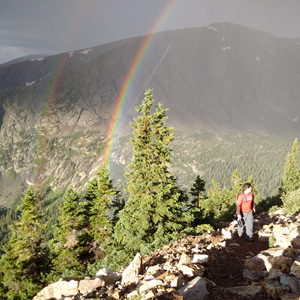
{"left": 0, "top": 23, "right": 300, "bottom": 207}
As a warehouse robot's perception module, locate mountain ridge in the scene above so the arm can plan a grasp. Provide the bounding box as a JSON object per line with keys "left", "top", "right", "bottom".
{"left": 0, "top": 22, "right": 299, "bottom": 207}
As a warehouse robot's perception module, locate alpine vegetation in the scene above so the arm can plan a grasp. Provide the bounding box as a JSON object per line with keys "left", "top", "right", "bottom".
{"left": 0, "top": 89, "right": 299, "bottom": 299}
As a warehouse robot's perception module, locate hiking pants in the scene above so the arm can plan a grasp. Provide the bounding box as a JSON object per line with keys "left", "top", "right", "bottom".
{"left": 237, "top": 210, "right": 253, "bottom": 238}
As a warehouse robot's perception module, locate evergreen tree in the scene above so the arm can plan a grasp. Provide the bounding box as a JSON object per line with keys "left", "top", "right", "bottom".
{"left": 0, "top": 187, "right": 48, "bottom": 300}
{"left": 279, "top": 138, "right": 300, "bottom": 198}
{"left": 89, "top": 164, "right": 116, "bottom": 255}
{"left": 76, "top": 176, "right": 100, "bottom": 263}
{"left": 231, "top": 170, "right": 242, "bottom": 198}
{"left": 77, "top": 165, "right": 117, "bottom": 265}
{"left": 189, "top": 175, "right": 206, "bottom": 207}
{"left": 201, "top": 179, "right": 223, "bottom": 220}
{"left": 189, "top": 175, "right": 206, "bottom": 226}
{"left": 113, "top": 89, "right": 194, "bottom": 255}
{"left": 108, "top": 190, "right": 125, "bottom": 227}
{"left": 48, "top": 188, "right": 84, "bottom": 280}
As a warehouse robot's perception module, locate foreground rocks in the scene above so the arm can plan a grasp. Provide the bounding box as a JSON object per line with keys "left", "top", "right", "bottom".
{"left": 34, "top": 210, "right": 300, "bottom": 299}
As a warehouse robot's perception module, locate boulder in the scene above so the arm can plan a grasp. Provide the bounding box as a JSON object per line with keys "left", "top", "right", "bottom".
{"left": 258, "top": 254, "right": 292, "bottom": 271}
{"left": 291, "top": 237, "right": 300, "bottom": 249}
{"left": 268, "top": 268, "right": 285, "bottom": 280}
{"left": 225, "top": 285, "right": 263, "bottom": 297}
{"left": 244, "top": 256, "right": 266, "bottom": 271}
{"left": 290, "top": 260, "right": 300, "bottom": 276}
{"left": 261, "top": 279, "right": 289, "bottom": 299}
{"left": 243, "top": 269, "right": 268, "bottom": 281}
{"left": 96, "top": 267, "right": 119, "bottom": 285}
{"left": 178, "top": 276, "right": 209, "bottom": 300}
{"left": 33, "top": 278, "right": 80, "bottom": 300}
{"left": 280, "top": 293, "right": 300, "bottom": 299}
{"left": 192, "top": 254, "right": 209, "bottom": 264}
{"left": 178, "top": 264, "right": 205, "bottom": 277}
{"left": 139, "top": 279, "right": 163, "bottom": 293}
{"left": 280, "top": 275, "right": 300, "bottom": 294}
{"left": 78, "top": 277, "right": 106, "bottom": 296}
{"left": 121, "top": 253, "right": 143, "bottom": 285}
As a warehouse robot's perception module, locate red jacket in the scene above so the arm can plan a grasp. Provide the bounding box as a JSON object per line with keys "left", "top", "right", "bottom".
{"left": 236, "top": 192, "right": 255, "bottom": 214}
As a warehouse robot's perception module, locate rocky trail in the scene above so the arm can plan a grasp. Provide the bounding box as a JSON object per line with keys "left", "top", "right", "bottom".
{"left": 199, "top": 221, "right": 271, "bottom": 299}
{"left": 141, "top": 213, "right": 271, "bottom": 300}
{"left": 34, "top": 211, "right": 300, "bottom": 300}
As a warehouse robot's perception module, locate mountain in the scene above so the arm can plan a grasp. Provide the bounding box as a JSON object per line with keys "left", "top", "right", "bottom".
{"left": 0, "top": 22, "right": 299, "bottom": 208}
{"left": 0, "top": 55, "right": 49, "bottom": 67}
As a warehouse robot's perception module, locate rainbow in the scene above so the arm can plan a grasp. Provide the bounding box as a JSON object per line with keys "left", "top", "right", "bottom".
{"left": 42, "top": 1, "right": 90, "bottom": 121}
{"left": 36, "top": 2, "right": 91, "bottom": 180}
{"left": 103, "top": 0, "right": 179, "bottom": 169}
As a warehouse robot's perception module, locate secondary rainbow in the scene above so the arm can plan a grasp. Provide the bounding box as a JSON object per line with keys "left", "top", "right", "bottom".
{"left": 103, "top": 0, "right": 179, "bottom": 168}
{"left": 36, "top": 4, "right": 88, "bottom": 177}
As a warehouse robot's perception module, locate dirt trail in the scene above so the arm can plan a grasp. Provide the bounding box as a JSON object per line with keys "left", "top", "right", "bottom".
{"left": 205, "top": 214, "right": 272, "bottom": 299}
{"left": 206, "top": 232, "right": 269, "bottom": 287}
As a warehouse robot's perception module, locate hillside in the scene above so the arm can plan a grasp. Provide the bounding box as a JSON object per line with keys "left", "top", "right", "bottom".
{"left": 0, "top": 22, "right": 300, "bottom": 209}
{"left": 33, "top": 209, "right": 300, "bottom": 299}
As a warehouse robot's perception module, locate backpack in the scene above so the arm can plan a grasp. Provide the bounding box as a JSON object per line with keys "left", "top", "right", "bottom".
{"left": 236, "top": 191, "right": 254, "bottom": 204}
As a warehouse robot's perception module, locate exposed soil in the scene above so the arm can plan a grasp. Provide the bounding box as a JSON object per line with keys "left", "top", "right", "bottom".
{"left": 142, "top": 212, "right": 278, "bottom": 299}
{"left": 206, "top": 232, "right": 269, "bottom": 287}
{"left": 204, "top": 214, "right": 273, "bottom": 299}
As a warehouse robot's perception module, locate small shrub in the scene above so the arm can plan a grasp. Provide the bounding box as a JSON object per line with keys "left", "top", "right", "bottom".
{"left": 269, "top": 205, "right": 282, "bottom": 214}
{"left": 269, "top": 233, "right": 276, "bottom": 248}
{"left": 180, "top": 224, "right": 215, "bottom": 236}
{"left": 282, "top": 189, "right": 300, "bottom": 214}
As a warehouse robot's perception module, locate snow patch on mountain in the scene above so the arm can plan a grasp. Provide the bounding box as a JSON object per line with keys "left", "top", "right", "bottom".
{"left": 287, "top": 115, "right": 299, "bottom": 122}
{"left": 207, "top": 26, "right": 217, "bottom": 32}
{"left": 25, "top": 81, "right": 36, "bottom": 86}
{"left": 81, "top": 49, "right": 92, "bottom": 55}
{"left": 222, "top": 46, "right": 231, "bottom": 51}
{"left": 30, "top": 57, "right": 44, "bottom": 62}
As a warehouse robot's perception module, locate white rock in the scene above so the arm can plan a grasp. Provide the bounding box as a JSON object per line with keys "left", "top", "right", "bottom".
{"left": 222, "top": 228, "right": 232, "bottom": 239}
{"left": 122, "top": 253, "right": 143, "bottom": 285}
{"left": 290, "top": 260, "right": 300, "bottom": 276}
{"left": 127, "top": 290, "right": 139, "bottom": 298}
{"left": 192, "top": 254, "right": 209, "bottom": 264}
{"left": 139, "top": 279, "right": 163, "bottom": 293}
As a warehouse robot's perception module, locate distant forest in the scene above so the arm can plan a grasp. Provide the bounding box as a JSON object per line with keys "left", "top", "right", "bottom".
{"left": 0, "top": 112, "right": 295, "bottom": 250}
{"left": 110, "top": 131, "right": 294, "bottom": 200}
{"left": 0, "top": 90, "right": 299, "bottom": 299}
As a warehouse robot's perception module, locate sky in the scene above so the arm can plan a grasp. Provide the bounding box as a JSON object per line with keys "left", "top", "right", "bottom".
{"left": 1, "top": 0, "right": 300, "bottom": 65}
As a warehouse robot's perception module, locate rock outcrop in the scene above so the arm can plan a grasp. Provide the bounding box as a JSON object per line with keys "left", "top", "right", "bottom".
{"left": 33, "top": 209, "right": 300, "bottom": 300}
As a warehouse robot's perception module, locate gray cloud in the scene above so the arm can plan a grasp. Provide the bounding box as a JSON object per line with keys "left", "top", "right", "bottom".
{"left": 1, "top": 0, "right": 300, "bottom": 64}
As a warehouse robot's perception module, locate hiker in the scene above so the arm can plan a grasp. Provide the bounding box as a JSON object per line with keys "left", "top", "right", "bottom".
{"left": 236, "top": 183, "right": 256, "bottom": 241}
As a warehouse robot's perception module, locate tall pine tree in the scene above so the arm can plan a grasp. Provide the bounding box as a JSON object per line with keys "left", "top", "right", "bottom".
{"left": 189, "top": 175, "right": 206, "bottom": 207}
{"left": 279, "top": 138, "right": 300, "bottom": 198}
{"left": 0, "top": 187, "right": 48, "bottom": 300}
{"left": 76, "top": 164, "right": 117, "bottom": 269}
{"left": 49, "top": 188, "right": 84, "bottom": 281}
{"left": 113, "top": 89, "right": 194, "bottom": 255}
{"left": 189, "top": 175, "right": 205, "bottom": 226}
{"left": 89, "top": 164, "right": 116, "bottom": 256}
